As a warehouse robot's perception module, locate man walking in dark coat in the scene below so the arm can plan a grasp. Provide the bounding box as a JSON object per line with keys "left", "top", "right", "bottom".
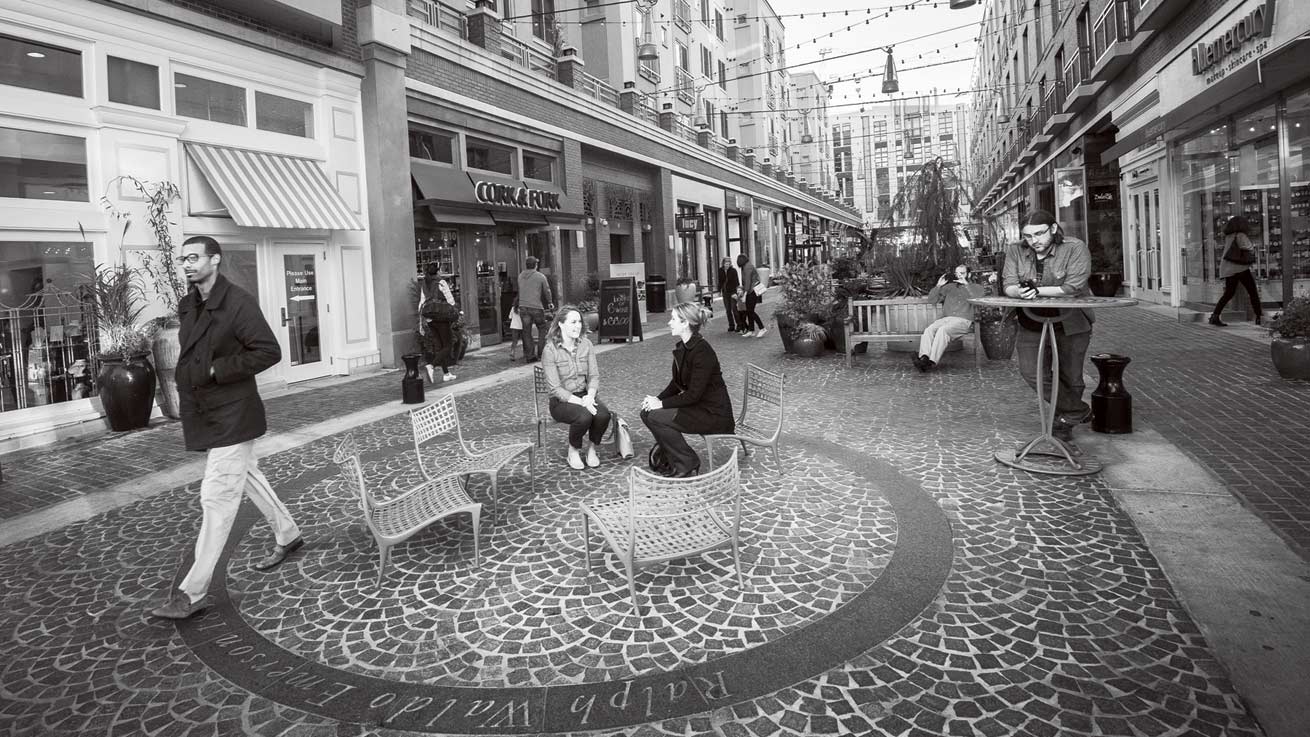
{"left": 150, "top": 236, "right": 303, "bottom": 619}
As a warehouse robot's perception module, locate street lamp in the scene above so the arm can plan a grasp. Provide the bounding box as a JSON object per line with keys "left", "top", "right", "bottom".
{"left": 636, "top": 0, "right": 659, "bottom": 61}
{"left": 949, "top": 0, "right": 978, "bottom": 8}
{"left": 881, "top": 48, "right": 899, "bottom": 94}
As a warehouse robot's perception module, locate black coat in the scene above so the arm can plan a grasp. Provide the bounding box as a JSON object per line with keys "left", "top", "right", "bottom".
{"left": 657, "top": 334, "right": 735, "bottom": 434}
{"left": 718, "top": 266, "right": 739, "bottom": 296}
{"left": 177, "top": 274, "right": 281, "bottom": 451}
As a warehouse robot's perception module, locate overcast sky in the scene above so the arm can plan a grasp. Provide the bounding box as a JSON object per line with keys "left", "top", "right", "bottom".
{"left": 765, "top": 0, "right": 986, "bottom": 113}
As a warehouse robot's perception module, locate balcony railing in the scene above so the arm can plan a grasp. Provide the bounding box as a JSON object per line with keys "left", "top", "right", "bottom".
{"left": 1092, "top": 0, "right": 1136, "bottom": 65}
{"left": 499, "top": 32, "right": 556, "bottom": 80}
{"left": 634, "top": 94, "right": 660, "bottom": 125}
{"left": 674, "top": 0, "right": 692, "bottom": 32}
{"left": 1062, "top": 45, "right": 1090, "bottom": 94}
{"left": 409, "top": 0, "right": 465, "bottom": 37}
{"left": 764, "top": 42, "right": 774, "bottom": 62}
{"left": 673, "top": 116, "right": 699, "bottom": 144}
{"left": 1042, "top": 79, "right": 1067, "bottom": 116}
{"left": 766, "top": 85, "right": 776, "bottom": 109}
{"left": 577, "top": 71, "right": 620, "bottom": 107}
{"left": 675, "top": 68, "right": 695, "bottom": 104}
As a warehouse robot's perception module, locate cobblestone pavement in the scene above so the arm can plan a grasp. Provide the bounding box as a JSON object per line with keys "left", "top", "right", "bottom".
{"left": 0, "top": 301, "right": 1296, "bottom": 736}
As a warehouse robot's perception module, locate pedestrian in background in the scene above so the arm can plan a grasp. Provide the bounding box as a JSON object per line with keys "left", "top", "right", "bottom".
{"left": 541, "top": 306, "right": 611, "bottom": 470}
{"left": 150, "top": 236, "right": 302, "bottom": 620}
{"left": 1209, "top": 215, "right": 1263, "bottom": 327}
{"left": 718, "top": 257, "right": 741, "bottom": 334}
{"left": 516, "top": 256, "right": 554, "bottom": 363}
{"left": 1003, "top": 210, "right": 1094, "bottom": 444}
{"left": 736, "top": 254, "right": 767, "bottom": 338}
{"left": 914, "top": 264, "right": 984, "bottom": 372}
{"left": 640, "top": 302, "right": 735, "bottom": 478}
{"left": 419, "top": 262, "right": 457, "bottom": 384}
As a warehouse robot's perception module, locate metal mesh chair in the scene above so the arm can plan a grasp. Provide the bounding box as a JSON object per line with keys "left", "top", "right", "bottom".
{"left": 332, "top": 433, "right": 481, "bottom": 585}
{"left": 579, "top": 449, "right": 743, "bottom": 614}
{"left": 703, "top": 364, "right": 784, "bottom": 469}
{"left": 531, "top": 365, "right": 552, "bottom": 447}
{"left": 410, "top": 393, "right": 535, "bottom": 519}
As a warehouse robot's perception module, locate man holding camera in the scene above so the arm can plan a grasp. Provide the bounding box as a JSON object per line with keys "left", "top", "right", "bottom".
{"left": 1002, "top": 209, "right": 1094, "bottom": 443}
{"left": 914, "top": 265, "right": 984, "bottom": 372}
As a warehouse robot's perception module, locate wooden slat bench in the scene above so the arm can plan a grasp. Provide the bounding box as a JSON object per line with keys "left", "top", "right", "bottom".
{"left": 844, "top": 297, "right": 981, "bottom": 369}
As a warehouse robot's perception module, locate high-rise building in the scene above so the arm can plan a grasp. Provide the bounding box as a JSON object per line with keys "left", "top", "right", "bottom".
{"left": 787, "top": 71, "right": 833, "bottom": 198}
{"left": 833, "top": 101, "right": 970, "bottom": 234}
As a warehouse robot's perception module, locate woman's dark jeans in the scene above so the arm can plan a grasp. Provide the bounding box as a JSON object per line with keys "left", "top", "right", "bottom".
{"left": 423, "top": 319, "right": 452, "bottom": 372}
{"left": 1213, "top": 270, "right": 1263, "bottom": 318}
{"left": 641, "top": 408, "right": 700, "bottom": 474}
{"left": 741, "top": 291, "right": 765, "bottom": 331}
{"left": 549, "top": 395, "right": 611, "bottom": 449}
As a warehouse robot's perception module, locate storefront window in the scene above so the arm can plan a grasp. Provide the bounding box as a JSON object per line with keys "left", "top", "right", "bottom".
{"left": 1284, "top": 89, "right": 1310, "bottom": 280}
{"left": 1232, "top": 104, "right": 1281, "bottom": 289}
{"left": 1173, "top": 121, "right": 1231, "bottom": 302}
{"left": 107, "top": 56, "right": 159, "bottom": 110}
{"left": 0, "top": 33, "right": 82, "bottom": 97}
{"left": 410, "top": 128, "right": 455, "bottom": 165}
{"left": 703, "top": 207, "right": 720, "bottom": 286}
{"left": 255, "top": 92, "right": 313, "bottom": 138}
{"left": 466, "top": 137, "right": 514, "bottom": 175}
{"left": 0, "top": 242, "right": 97, "bottom": 413}
{"left": 0, "top": 127, "right": 89, "bottom": 201}
{"left": 174, "top": 73, "right": 247, "bottom": 126}
{"left": 415, "top": 226, "right": 462, "bottom": 311}
{"left": 677, "top": 204, "right": 698, "bottom": 281}
{"left": 522, "top": 153, "right": 555, "bottom": 182}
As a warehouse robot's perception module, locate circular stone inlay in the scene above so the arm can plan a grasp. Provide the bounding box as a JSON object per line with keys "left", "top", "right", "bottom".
{"left": 176, "top": 435, "right": 951, "bottom": 734}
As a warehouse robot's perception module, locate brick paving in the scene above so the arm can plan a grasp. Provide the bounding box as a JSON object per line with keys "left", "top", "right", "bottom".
{"left": 1086, "top": 308, "right": 1310, "bottom": 558}
{"left": 0, "top": 348, "right": 516, "bottom": 521}
{"left": 0, "top": 300, "right": 1287, "bottom": 736}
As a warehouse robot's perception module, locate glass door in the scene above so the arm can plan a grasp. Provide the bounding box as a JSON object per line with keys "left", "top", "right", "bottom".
{"left": 271, "top": 242, "right": 330, "bottom": 383}
{"left": 1127, "top": 181, "right": 1167, "bottom": 304}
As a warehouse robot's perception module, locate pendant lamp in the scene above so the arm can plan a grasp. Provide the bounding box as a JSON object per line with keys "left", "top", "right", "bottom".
{"left": 949, "top": 0, "right": 978, "bottom": 7}
{"left": 881, "top": 49, "right": 899, "bottom": 94}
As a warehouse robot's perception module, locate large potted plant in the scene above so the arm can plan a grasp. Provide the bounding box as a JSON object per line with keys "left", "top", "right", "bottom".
{"left": 775, "top": 261, "right": 835, "bottom": 354}
{"left": 1268, "top": 294, "right": 1310, "bottom": 381}
{"left": 791, "top": 320, "right": 828, "bottom": 358}
{"left": 87, "top": 265, "right": 157, "bottom": 431}
{"left": 98, "top": 177, "right": 184, "bottom": 418}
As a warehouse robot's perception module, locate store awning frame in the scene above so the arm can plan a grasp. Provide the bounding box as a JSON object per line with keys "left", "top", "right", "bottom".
{"left": 185, "top": 143, "right": 364, "bottom": 230}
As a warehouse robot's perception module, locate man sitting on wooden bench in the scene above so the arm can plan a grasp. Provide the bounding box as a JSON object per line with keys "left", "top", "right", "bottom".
{"left": 914, "top": 265, "right": 985, "bottom": 372}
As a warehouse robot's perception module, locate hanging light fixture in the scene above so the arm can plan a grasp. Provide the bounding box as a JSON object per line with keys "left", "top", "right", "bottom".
{"left": 949, "top": 0, "right": 978, "bottom": 8}
{"left": 636, "top": 0, "right": 659, "bottom": 61}
{"left": 881, "top": 48, "right": 899, "bottom": 94}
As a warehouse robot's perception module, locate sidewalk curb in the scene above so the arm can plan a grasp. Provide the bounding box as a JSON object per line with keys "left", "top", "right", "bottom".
{"left": 1079, "top": 428, "right": 1310, "bottom": 737}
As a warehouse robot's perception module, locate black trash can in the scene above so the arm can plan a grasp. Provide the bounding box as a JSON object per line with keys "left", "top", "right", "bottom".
{"left": 646, "top": 275, "right": 667, "bottom": 313}
{"left": 1090, "top": 353, "right": 1132, "bottom": 433}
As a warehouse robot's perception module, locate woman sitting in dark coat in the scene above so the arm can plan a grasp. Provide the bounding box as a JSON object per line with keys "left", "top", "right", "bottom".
{"left": 640, "top": 302, "right": 735, "bottom": 477}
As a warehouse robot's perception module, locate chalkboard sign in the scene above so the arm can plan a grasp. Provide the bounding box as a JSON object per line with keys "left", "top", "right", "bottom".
{"left": 598, "top": 277, "right": 644, "bottom": 343}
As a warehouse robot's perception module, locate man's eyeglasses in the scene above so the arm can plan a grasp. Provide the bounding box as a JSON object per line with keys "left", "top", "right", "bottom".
{"left": 1020, "top": 226, "right": 1051, "bottom": 241}
{"left": 174, "top": 253, "right": 209, "bottom": 266}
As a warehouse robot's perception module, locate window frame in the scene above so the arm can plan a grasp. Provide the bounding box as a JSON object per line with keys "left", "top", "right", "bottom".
{"left": 0, "top": 31, "right": 84, "bottom": 99}
{"left": 408, "top": 125, "right": 459, "bottom": 167}
{"left": 106, "top": 55, "right": 161, "bottom": 110}
{"left": 173, "top": 72, "right": 249, "bottom": 127}
{"left": 254, "top": 90, "right": 315, "bottom": 139}
{"left": 521, "top": 150, "right": 557, "bottom": 183}
{"left": 464, "top": 135, "right": 517, "bottom": 177}
{"left": 0, "top": 124, "right": 90, "bottom": 203}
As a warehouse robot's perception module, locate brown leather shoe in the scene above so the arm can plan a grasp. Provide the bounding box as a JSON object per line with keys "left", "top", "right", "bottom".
{"left": 149, "top": 592, "right": 213, "bottom": 620}
{"left": 252, "top": 536, "right": 304, "bottom": 571}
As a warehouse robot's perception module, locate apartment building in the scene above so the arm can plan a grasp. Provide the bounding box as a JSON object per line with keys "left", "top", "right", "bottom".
{"left": 836, "top": 101, "right": 970, "bottom": 234}
{"left": 730, "top": 0, "right": 793, "bottom": 177}
{"left": 787, "top": 71, "right": 833, "bottom": 198}
{"left": 0, "top": 0, "right": 374, "bottom": 444}
{"left": 969, "top": 0, "right": 1310, "bottom": 312}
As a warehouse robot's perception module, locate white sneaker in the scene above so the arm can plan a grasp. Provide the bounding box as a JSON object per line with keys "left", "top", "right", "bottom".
{"left": 755, "top": 327, "right": 768, "bottom": 338}
{"left": 567, "top": 447, "right": 585, "bottom": 470}
{"left": 585, "top": 445, "right": 600, "bottom": 468}
{"left": 442, "top": 373, "right": 457, "bottom": 382}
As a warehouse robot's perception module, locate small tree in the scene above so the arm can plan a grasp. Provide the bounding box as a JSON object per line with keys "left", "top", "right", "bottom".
{"left": 873, "top": 158, "right": 966, "bottom": 296}
{"left": 98, "top": 177, "right": 184, "bottom": 314}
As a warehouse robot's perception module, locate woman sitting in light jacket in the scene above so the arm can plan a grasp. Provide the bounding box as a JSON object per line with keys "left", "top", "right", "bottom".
{"left": 541, "top": 306, "right": 612, "bottom": 470}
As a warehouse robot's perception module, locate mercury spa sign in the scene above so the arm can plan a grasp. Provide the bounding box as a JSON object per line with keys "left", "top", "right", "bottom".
{"left": 474, "top": 181, "right": 562, "bottom": 211}
{"left": 1191, "top": 0, "right": 1276, "bottom": 76}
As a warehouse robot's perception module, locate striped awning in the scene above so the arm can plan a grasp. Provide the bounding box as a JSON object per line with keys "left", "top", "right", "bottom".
{"left": 186, "top": 143, "right": 364, "bottom": 230}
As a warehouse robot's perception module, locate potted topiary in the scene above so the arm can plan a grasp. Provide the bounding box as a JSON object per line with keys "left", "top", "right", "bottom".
{"left": 86, "top": 264, "right": 157, "bottom": 431}
{"left": 1268, "top": 294, "right": 1310, "bottom": 381}
{"left": 578, "top": 271, "right": 602, "bottom": 332}
{"left": 792, "top": 320, "right": 828, "bottom": 358}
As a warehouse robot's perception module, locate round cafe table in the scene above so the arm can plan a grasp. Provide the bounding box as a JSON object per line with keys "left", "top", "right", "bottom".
{"left": 969, "top": 295, "right": 1137, "bottom": 476}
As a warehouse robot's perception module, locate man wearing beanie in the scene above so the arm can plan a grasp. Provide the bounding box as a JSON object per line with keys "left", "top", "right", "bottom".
{"left": 1002, "top": 210, "right": 1094, "bottom": 444}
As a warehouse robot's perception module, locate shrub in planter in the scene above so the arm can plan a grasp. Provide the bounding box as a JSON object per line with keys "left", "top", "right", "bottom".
{"left": 792, "top": 320, "right": 827, "bottom": 358}
{"left": 977, "top": 306, "right": 1018, "bottom": 360}
{"left": 1268, "top": 294, "right": 1310, "bottom": 381}
{"left": 86, "top": 265, "right": 157, "bottom": 431}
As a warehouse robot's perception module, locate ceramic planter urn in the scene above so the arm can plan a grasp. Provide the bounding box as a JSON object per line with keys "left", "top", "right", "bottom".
{"left": 1271, "top": 338, "right": 1310, "bottom": 381}
{"left": 152, "top": 318, "right": 182, "bottom": 419}
{"left": 792, "top": 336, "right": 824, "bottom": 357}
{"left": 978, "top": 312, "right": 1018, "bottom": 360}
{"left": 97, "top": 351, "right": 157, "bottom": 431}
